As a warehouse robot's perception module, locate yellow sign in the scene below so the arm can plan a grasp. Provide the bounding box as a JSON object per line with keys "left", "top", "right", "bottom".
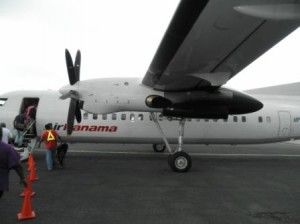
{"left": 47, "top": 131, "right": 55, "bottom": 141}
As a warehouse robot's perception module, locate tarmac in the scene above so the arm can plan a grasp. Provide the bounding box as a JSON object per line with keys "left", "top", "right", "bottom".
{"left": 1, "top": 142, "right": 300, "bottom": 224}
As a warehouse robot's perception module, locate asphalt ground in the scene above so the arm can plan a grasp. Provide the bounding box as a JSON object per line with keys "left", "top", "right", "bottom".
{"left": 1, "top": 142, "right": 300, "bottom": 224}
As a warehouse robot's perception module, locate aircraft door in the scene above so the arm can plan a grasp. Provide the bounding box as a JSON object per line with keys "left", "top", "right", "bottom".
{"left": 278, "top": 111, "right": 291, "bottom": 137}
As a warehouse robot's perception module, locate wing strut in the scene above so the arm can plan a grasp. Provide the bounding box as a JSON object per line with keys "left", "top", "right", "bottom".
{"left": 150, "top": 112, "right": 192, "bottom": 172}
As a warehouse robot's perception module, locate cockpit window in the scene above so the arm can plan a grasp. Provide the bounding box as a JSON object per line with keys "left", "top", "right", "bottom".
{"left": 0, "top": 98, "right": 7, "bottom": 106}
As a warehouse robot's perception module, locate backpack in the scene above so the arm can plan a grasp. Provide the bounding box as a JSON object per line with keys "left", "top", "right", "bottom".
{"left": 14, "top": 114, "right": 25, "bottom": 130}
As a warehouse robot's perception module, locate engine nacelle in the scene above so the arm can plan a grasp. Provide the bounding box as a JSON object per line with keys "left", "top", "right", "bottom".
{"left": 145, "top": 95, "right": 172, "bottom": 108}
{"left": 146, "top": 88, "right": 263, "bottom": 119}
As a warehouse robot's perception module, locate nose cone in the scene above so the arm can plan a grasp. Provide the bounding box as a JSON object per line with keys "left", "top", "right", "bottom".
{"left": 59, "top": 84, "right": 72, "bottom": 96}
{"left": 59, "top": 83, "right": 79, "bottom": 100}
{"left": 231, "top": 90, "right": 263, "bottom": 114}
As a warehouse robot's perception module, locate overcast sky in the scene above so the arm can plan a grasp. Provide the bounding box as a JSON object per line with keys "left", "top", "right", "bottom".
{"left": 0, "top": 0, "right": 299, "bottom": 95}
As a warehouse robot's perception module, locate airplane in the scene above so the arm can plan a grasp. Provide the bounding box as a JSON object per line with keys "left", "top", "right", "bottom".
{"left": 1, "top": 0, "right": 300, "bottom": 172}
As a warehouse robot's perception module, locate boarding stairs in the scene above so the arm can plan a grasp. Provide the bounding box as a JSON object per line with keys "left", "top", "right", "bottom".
{"left": 15, "top": 120, "right": 38, "bottom": 161}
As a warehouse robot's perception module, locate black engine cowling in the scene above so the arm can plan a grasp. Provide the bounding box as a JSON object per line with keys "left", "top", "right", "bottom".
{"left": 145, "top": 88, "right": 263, "bottom": 119}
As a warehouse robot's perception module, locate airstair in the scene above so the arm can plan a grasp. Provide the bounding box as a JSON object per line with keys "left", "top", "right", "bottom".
{"left": 15, "top": 121, "right": 38, "bottom": 161}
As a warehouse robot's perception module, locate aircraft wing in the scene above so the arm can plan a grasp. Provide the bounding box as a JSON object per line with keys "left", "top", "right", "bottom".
{"left": 142, "top": 0, "right": 300, "bottom": 91}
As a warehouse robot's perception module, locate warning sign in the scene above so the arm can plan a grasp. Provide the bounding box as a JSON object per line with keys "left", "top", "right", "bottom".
{"left": 47, "top": 131, "right": 56, "bottom": 141}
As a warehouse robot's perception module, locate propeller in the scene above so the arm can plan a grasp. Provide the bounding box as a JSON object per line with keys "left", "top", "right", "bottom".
{"left": 65, "top": 49, "right": 82, "bottom": 135}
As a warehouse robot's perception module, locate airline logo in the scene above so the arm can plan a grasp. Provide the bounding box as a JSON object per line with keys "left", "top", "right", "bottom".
{"left": 53, "top": 123, "right": 118, "bottom": 132}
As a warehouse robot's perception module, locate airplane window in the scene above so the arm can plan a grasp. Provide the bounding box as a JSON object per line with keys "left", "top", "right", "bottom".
{"left": 167, "top": 116, "right": 173, "bottom": 121}
{"left": 138, "top": 114, "right": 143, "bottom": 121}
{"left": 121, "top": 114, "right": 126, "bottom": 120}
{"left": 196, "top": 119, "right": 200, "bottom": 122}
{"left": 223, "top": 119, "right": 228, "bottom": 122}
{"left": 242, "top": 116, "right": 246, "bottom": 122}
{"left": 158, "top": 114, "right": 163, "bottom": 121}
{"left": 112, "top": 114, "right": 117, "bottom": 120}
{"left": 266, "top": 116, "right": 271, "bottom": 123}
{"left": 0, "top": 98, "right": 7, "bottom": 106}
{"left": 258, "top": 116, "right": 263, "bottom": 123}
{"left": 130, "top": 113, "right": 135, "bottom": 122}
{"left": 93, "top": 114, "right": 98, "bottom": 120}
{"left": 102, "top": 114, "right": 107, "bottom": 120}
{"left": 233, "top": 116, "right": 238, "bottom": 122}
{"left": 187, "top": 118, "right": 192, "bottom": 122}
{"left": 83, "top": 113, "right": 89, "bottom": 120}
{"left": 213, "top": 119, "right": 218, "bottom": 122}
{"left": 204, "top": 119, "right": 209, "bottom": 122}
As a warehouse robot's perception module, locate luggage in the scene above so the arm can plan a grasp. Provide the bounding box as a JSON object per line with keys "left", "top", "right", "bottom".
{"left": 56, "top": 142, "right": 68, "bottom": 168}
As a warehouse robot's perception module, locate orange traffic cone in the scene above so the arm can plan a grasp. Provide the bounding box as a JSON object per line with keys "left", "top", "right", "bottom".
{"left": 17, "top": 190, "right": 36, "bottom": 220}
{"left": 20, "top": 176, "right": 36, "bottom": 197}
{"left": 29, "top": 162, "right": 39, "bottom": 181}
{"left": 27, "top": 154, "right": 36, "bottom": 171}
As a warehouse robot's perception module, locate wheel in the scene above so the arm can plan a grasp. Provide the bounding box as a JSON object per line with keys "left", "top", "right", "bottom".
{"left": 168, "top": 151, "right": 192, "bottom": 172}
{"left": 153, "top": 144, "right": 166, "bottom": 153}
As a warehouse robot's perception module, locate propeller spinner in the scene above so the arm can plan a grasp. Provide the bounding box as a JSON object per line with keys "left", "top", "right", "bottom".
{"left": 64, "top": 49, "right": 82, "bottom": 135}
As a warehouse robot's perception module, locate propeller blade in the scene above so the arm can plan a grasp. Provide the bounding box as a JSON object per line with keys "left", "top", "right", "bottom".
{"left": 65, "top": 49, "right": 77, "bottom": 85}
{"left": 74, "top": 50, "right": 81, "bottom": 84}
{"left": 67, "top": 98, "right": 76, "bottom": 135}
{"left": 75, "top": 100, "right": 82, "bottom": 123}
{"left": 64, "top": 49, "right": 82, "bottom": 135}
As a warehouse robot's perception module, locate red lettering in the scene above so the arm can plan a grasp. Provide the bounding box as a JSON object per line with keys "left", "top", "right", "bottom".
{"left": 57, "top": 123, "right": 118, "bottom": 133}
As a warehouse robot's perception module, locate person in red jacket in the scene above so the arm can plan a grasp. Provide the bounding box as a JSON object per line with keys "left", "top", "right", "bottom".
{"left": 38, "top": 123, "right": 62, "bottom": 171}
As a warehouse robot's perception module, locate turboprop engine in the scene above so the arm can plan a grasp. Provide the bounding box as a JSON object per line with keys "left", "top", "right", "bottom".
{"left": 145, "top": 87, "right": 263, "bottom": 119}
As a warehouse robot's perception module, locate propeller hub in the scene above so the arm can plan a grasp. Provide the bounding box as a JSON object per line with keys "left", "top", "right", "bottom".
{"left": 59, "top": 84, "right": 72, "bottom": 96}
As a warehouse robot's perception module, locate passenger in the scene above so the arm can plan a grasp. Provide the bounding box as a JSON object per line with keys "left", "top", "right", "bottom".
{"left": 24, "top": 104, "right": 37, "bottom": 135}
{"left": 37, "top": 123, "right": 62, "bottom": 171}
{"left": 0, "top": 123, "right": 13, "bottom": 144}
{"left": 0, "top": 127, "right": 27, "bottom": 199}
{"left": 13, "top": 113, "right": 26, "bottom": 147}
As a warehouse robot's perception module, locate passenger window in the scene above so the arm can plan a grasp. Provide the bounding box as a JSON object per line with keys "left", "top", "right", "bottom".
{"left": 0, "top": 98, "right": 7, "bottom": 106}
{"left": 112, "top": 114, "right": 117, "bottom": 120}
{"left": 213, "top": 119, "right": 218, "bottom": 122}
{"left": 242, "top": 116, "right": 246, "bottom": 122}
{"left": 158, "top": 113, "right": 163, "bottom": 121}
{"left": 102, "top": 114, "right": 107, "bottom": 120}
{"left": 121, "top": 114, "right": 126, "bottom": 121}
{"left": 187, "top": 118, "right": 192, "bottom": 122}
{"left": 138, "top": 114, "right": 143, "bottom": 121}
{"left": 167, "top": 117, "right": 173, "bottom": 121}
{"left": 93, "top": 114, "right": 98, "bottom": 120}
{"left": 266, "top": 116, "right": 271, "bottom": 123}
{"left": 204, "top": 119, "right": 209, "bottom": 122}
{"left": 83, "top": 112, "right": 89, "bottom": 120}
{"left": 130, "top": 113, "right": 135, "bottom": 122}
{"left": 258, "top": 116, "right": 263, "bottom": 123}
{"left": 223, "top": 119, "right": 228, "bottom": 122}
{"left": 233, "top": 116, "right": 238, "bottom": 122}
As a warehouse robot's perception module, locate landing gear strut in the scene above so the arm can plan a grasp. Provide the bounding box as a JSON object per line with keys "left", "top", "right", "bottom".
{"left": 150, "top": 112, "right": 192, "bottom": 172}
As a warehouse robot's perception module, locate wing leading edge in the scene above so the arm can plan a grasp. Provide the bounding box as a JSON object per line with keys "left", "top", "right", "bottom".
{"left": 142, "top": 0, "right": 300, "bottom": 91}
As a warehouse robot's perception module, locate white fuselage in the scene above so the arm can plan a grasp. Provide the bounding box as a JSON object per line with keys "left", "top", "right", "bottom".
{"left": 1, "top": 85, "right": 300, "bottom": 145}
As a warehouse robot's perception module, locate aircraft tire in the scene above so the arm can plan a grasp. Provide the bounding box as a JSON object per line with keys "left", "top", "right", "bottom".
{"left": 168, "top": 151, "right": 192, "bottom": 172}
{"left": 153, "top": 144, "right": 166, "bottom": 153}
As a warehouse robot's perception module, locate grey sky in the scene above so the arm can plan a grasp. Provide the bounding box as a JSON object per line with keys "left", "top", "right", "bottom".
{"left": 0, "top": 0, "right": 299, "bottom": 94}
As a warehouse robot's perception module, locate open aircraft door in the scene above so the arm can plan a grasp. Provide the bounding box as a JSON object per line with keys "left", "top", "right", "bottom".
{"left": 278, "top": 111, "right": 291, "bottom": 137}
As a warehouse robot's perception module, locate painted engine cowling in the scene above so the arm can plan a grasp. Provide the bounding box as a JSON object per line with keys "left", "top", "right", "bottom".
{"left": 146, "top": 88, "right": 263, "bottom": 118}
